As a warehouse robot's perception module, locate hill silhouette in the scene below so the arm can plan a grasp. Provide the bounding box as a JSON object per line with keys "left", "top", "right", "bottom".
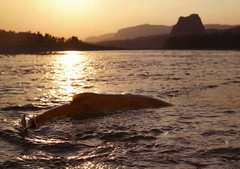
{"left": 171, "top": 14, "right": 205, "bottom": 36}
{"left": 85, "top": 24, "right": 172, "bottom": 43}
{"left": 85, "top": 23, "right": 238, "bottom": 43}
{"left": 204, "top": 24, "right": 238, "bottom": 30}
{"left": 99, "top": 34, "right": 169, "bottom": 50}
{"left": 114, "top": 24, "right": 171, "bottom": 40}
{"left": 165, "top": 14, "right": 240, "bottom": 49}
{"left": 95, "top": 14, "right": 240, "bottom": 50}
{"left": 164, "top": 32, "right": 240, "bottom": 50}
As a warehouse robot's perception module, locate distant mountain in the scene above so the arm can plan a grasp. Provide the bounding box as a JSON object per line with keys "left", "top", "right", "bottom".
{"left": 206, "top": 25, "right": 240, "bottom": 34}
{"left": 114, "top": 24, "right": 171, "bottom": 40}
{"left": 85, "top": 22, "right": 238, "bottom": 44}
{"left": 95, "top": 14, "right": 240, "bottom": 50}
{"left": 204, "top": 24, "right": 238, "bottom": 30}
{"left": 228, "top": 26, "right": 240, "bottom": 34}
{"left": 171, "top": 14, "right": 205, "bottom": 36}
{"left": 99, "top": 34, "right": 169, "bottom": 50}
{"left": 85, "top": 24, "right": 172, "bottom": 43}
{"left": 165, "top": 24, "right": 240, "bottom": 50}
{"left": 84, "top": 33, "right": 115, "bottom": 44}
{"left": 164, "top": 31, "right": 240, "bottom": 50}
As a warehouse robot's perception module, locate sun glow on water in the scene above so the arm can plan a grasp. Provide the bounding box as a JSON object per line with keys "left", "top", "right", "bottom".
{"left": 58, "top": 51, "right": 86, "bottom": 66}
{"left": 48, "top": 51, "right": 89, "bottom": 101}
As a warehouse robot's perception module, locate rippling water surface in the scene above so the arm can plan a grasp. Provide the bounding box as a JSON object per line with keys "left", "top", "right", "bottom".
{"left": 0, "top": 50, "right": 240, "bottom": 168}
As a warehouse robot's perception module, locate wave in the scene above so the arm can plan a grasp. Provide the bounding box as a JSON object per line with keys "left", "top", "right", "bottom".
{"left": 200, "top": 147, "right": 240, "bottom": 160}
{"left": 96, "top": 129, "right": 161, "bottom": 142}
{"left": 201, "top": 129, "right": 238, "bottom": 136}
{"left": 1, "top": 104, "right": 50, "bottom": 112}
{"left": 0, "top": 127, "right": 34, "bottom": 148}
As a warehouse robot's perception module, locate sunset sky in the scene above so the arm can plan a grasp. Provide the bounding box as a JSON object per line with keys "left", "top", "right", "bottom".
{"left": 1, "top": 0, "right": 240, "bottom": 40}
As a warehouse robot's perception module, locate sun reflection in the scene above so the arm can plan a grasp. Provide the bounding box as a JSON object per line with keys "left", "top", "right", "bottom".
{"left": 29, "top": 137, "right": 67, "bottom": 144}
{"left": 78, "top": 161, "right": 109, "bottom": 169}
{"left": 49, "top": 51, "right": 89, "bottom": 101}
{"left": 58, "top": 51, "right": 86, "bottom": 66}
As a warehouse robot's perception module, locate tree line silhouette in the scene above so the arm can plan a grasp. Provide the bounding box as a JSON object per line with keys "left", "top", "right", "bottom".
{"left": 0, "top": 30, "right": 111, "bottom": 54}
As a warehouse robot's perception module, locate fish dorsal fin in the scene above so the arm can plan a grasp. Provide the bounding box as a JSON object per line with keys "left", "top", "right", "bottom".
{"left": 72, "top": 94, "right": 83, "bottom": 100}
{"left": 71, "top": 93, "right": 96, "bottom": 104}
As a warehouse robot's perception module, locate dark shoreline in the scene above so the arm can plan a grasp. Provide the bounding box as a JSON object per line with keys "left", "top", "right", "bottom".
{"left": 2, "top": 46, "right": 237, "bottom": 55}
{"left": 0, "top": 46, "right": 119, "bottom": 55}
{"left": 1, "top": 29, "right": 239, "bottom": 55}
{"left": 1, "top": 48, "right": 240, "bottom": 55}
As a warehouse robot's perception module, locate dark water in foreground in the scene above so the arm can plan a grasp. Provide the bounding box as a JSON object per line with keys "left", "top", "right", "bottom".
{"left": 0, "top": 50, "right": 240, "bottom": 168}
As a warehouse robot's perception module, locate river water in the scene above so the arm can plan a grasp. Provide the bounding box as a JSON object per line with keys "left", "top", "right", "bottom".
{"left": 0, "top": 50, "right": 240, "bottom": 168}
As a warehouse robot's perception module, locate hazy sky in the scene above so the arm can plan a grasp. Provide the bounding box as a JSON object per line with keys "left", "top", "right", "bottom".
{"left": 1, "top": 0, "right": 240, "bottom": 40}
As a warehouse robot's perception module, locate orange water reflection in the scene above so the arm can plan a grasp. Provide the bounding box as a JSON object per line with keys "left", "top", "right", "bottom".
{"left": 58, "top": 51, "right": 86, "bottom": 66}
{"left": 49, "top": 51, "right": 89, "bottom": 102}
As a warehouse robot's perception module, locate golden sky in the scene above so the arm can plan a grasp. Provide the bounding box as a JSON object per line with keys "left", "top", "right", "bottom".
{"left": 1, "top": 0, "right": 240, "bottom": 40}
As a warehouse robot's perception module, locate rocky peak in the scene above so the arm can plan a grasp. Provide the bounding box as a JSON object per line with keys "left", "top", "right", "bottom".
{"left": 171, "top": 14, "right": 206, "bottom": 36}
